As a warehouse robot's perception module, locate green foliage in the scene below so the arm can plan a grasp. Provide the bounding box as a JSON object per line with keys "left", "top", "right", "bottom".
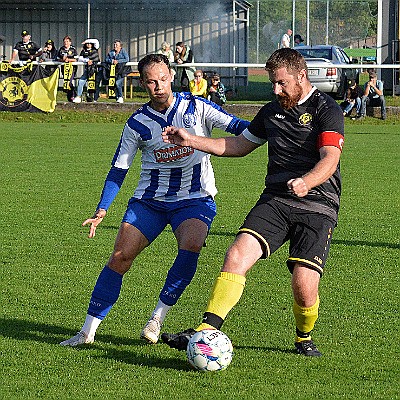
{"left": 249, "top": 0, "right": 377, "bottom": 62}
{"left": 0, "top": 114, "right": 398, "bottom": 400}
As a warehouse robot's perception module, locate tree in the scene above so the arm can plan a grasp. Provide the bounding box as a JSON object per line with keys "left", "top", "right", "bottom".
{"left": 249, "top": 0, "right": 377, "bottom": 63}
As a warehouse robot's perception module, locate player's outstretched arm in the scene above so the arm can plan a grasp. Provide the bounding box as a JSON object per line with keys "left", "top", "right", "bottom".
{"left": 162, "top": 126, "right": 259, "bottom": 157}
{"left": 82, "top": 208, "right": 107, "bottom": 238}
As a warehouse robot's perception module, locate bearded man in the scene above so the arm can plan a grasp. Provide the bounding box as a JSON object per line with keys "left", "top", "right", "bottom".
{"left": 161, "top": 48, "right": 345, "bottom": 357}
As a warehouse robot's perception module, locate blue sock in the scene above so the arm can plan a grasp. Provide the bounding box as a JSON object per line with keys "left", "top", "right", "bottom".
{"left": 87, "top": 265, "right": 123, "bottom": 320}
{"left": 159, "top": 249, "right": 200, "bottom": 306}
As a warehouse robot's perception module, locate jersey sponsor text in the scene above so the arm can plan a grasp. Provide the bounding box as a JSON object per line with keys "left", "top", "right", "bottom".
{"left": 154, "top": 145, "right": 194, "bottom": 163}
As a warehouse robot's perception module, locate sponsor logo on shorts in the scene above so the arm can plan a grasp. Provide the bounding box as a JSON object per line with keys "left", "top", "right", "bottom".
{"left": 154, "top": 145, "right": 194, "bottom": 162}
{"left": 200, "top": 213, "right": 212, "bottom": 222}
{"left": 314, "top": 255, "right": 323, "bottom": 264}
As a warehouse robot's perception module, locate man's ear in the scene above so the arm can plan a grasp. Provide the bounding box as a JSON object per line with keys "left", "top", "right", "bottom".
{"left": 298, "top": 69, "right": 307, "bottom": 83}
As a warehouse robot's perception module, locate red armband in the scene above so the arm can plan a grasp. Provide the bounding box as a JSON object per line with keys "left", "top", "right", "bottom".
{"left": 317, "top": 131, "right": 344, "bottom": 151}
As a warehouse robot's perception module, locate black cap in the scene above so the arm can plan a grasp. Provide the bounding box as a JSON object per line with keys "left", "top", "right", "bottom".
{"left": 21, "top": 30, "right": 29, "bottom": 36}
{"left": 45, "top": 39, "right": 54, "bottom": 45}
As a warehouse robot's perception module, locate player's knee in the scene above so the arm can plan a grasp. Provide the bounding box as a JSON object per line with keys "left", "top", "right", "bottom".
{"left": 222, "top": 246, "right": 249, "bottom": 275}
{"left": 108, "top": 250, "right": 133, "bottom": 274}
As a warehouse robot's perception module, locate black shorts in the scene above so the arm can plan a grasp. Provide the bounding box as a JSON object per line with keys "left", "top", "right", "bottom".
{"left": 238, "top": 196, "right": 336, "bottom": 276}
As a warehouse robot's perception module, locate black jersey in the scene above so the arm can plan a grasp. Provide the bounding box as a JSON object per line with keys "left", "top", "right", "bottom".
{"left": 246, "top": 88, "right": 344, "bottom": 221}
{"left": 79, "top": 48, "right": 100, "bottom": 63}
{"left": 13, "top": 41, "right": 41, "bottom": 61}
{"left": 57, "top": 46, "right": 78, "bottom": 61}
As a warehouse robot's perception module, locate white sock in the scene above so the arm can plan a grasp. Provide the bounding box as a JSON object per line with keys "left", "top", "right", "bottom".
{"left": 81, "top": 314, "right": 102, "bottom": 338}
{"left": 152, "top": 299, "right": 172, "bottom": 324}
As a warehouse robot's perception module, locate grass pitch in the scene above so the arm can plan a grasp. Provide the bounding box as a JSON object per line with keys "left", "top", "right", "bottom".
{"left": 0, "top": 113, "right": 399, "bottom": 400}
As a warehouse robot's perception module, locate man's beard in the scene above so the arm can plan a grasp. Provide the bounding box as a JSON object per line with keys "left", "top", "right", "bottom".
{"left": 277, "top": 84, "right": 303, "bottom": 110}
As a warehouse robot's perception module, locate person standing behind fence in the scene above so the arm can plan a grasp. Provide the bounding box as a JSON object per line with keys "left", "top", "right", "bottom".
{"left": 57, "top": 36, "right": 78, "bottom": 102}
{"left": 280, "top": 29, "right": 292, "bottom": 49}
{"left": 104, "top": 40, "right": 130, "bottom": 104}
{"left": 174, "top": 41, "right": 195, "bottom": 91}
{"left": 10, "top": 30, "right": 42, "bottom": 63}
{"left": 74, "top": 39, "right": 100, "bottom": 103}
{"left": 157, "top": 41, "right": 176, "bottom": 80}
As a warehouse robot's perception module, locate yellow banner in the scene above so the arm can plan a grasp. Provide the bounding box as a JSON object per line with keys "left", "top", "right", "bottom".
{"left": 0, "top": 63, "right": 59, "bottom": 112}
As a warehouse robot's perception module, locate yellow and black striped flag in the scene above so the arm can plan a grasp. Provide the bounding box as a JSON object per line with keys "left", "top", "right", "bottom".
{"left": 0, "top": 62, "right": 59, "bottom": 113}
{"left": 108, "top": 64, "right": 116, "bottom": 99}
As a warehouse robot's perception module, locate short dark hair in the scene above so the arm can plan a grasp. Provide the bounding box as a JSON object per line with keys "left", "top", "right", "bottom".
{"left": 138, "top": 54, "right": 170, "bottom": 78}
{"left": 265, "top": 48, "right": 307, "bottom": 76}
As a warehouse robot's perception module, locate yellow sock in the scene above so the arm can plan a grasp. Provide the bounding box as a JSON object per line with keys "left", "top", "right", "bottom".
{"left": 196, "top": 322, "right": 215, "bottom": 331}
{"left": 196, "top": 272, "right": 246, "bottom": 331}
{"left": 293, "top": 295, "right": 320, "bottom": 342}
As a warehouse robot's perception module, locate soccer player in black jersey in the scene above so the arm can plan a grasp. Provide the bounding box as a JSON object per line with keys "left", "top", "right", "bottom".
{"left": 161, "top": 48, "right": 345, "bottom": 357}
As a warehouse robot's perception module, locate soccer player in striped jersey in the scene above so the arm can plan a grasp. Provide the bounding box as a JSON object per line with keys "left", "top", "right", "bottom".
{"left": 161, "top": 48, "right": 345, "bottom": 357}
{"left": 60, "top": 54, "right": 250, "bottom": 347}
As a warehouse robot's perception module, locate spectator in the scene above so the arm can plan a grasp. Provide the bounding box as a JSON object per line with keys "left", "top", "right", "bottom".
{"left": 207, "top": 73, "right": 226, "bottom": 106}
{"left": 174, "top": 41, "right": 195, "bottom": 91}
{"left": 189, "top": 70, "right": 208, "bottom": 98}
{"left": 294, "top": 34, "right": 305, "bottom": 46}
{"left": 39, "top": 39, "right": 57, "bottom": 62}
{"left": 104, "top": 39, "right": 130, "bottom": 104}
{"left": 10, "top": 30, "right": 42, "bottom": 63}
{"left": 74, "top": 39, "right": 100, "bottom": 103}
{"left": 57, "top": 35, "right": 78, "bottom": 102}
{"left": 157, "top": 41, "right": 174, "bottom": 64}
{"left": 356, "top": 72, "right": 386, "bottom": 120}
{"left": 340, "top": 79, "right": 363, "bottom": 117}
{"left": 280, "top": 29, "right": 292, "bottom": 49}
{"left": 157, "top": 41, "right": 176, "bottom": 79}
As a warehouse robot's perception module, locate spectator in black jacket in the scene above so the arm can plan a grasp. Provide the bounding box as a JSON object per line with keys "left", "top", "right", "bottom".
{"left": 340, "top": 79, "right": 363, "bottom": 117}
{"left": 39, "top": 39, "right": 57, "bottom": 62}
{"left": 74, "top": 39, "right": 100, "bottom": 103}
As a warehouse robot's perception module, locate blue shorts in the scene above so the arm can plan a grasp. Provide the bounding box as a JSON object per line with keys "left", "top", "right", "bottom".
{"left": 122, "top": 197, "right": 217, "bottom": 243}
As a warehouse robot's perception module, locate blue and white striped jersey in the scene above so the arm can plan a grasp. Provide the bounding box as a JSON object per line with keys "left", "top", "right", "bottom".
{"left": 97, "top": 93, "right": 250, "bottom": 210}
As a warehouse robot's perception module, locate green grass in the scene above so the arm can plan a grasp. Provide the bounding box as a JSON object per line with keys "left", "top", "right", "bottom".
{"left": 0, "top": 113, "right": 399, "bottom": 400}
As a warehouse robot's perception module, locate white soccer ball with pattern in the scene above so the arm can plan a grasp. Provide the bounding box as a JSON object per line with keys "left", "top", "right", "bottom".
{"left": 186, "top": 329, "right": 233, "bottom": 371}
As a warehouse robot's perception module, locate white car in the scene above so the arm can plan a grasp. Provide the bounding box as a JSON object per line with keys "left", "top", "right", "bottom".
{"left": 295, "top": 45, "right": 360, "bottom": 99}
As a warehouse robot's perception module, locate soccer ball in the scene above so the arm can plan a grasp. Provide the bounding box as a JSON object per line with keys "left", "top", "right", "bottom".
{"left": 186, "top": 329, "right": 233, "bottom": 372}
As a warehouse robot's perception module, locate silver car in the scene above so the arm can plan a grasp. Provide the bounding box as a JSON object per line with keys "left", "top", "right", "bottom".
{"left": 294, "top": 45, "right": 360, "bottom": 99}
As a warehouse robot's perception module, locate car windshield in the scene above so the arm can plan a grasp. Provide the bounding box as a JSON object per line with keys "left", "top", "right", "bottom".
{"left": 296, "top": 48, "right": 332, "bottom": 60}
